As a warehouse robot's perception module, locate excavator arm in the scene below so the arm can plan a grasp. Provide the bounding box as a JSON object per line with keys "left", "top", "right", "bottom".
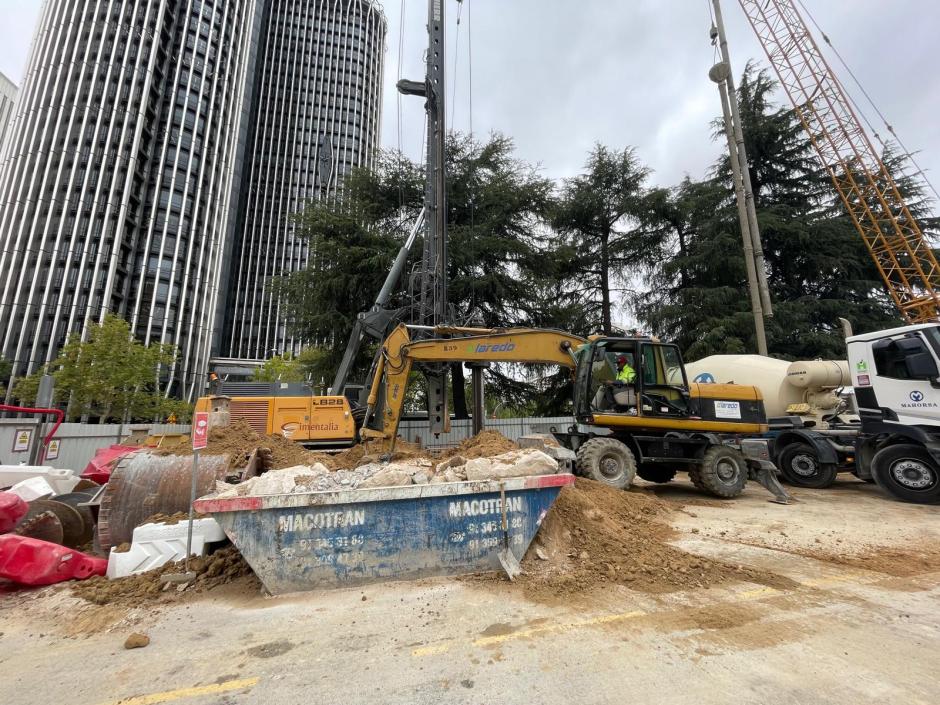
{"left": 360, "top": 324, "right": 585, "bottom": 449}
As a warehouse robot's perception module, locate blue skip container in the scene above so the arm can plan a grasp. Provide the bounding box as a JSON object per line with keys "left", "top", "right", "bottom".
{"left": 194, "top": 474, "right": 575, "bottom": 594}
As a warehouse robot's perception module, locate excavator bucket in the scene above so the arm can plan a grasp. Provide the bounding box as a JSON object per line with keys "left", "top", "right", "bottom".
{"left": 96, "top": 452, "right": 232, "bottom": 551}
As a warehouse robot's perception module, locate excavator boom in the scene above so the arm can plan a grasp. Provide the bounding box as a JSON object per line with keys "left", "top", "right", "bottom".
{"left": 361, "top": 324, "right": 585, "bottom": 444}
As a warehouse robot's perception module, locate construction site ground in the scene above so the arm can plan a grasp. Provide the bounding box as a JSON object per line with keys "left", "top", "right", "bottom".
{"left": 2, "top": 476, "right": 938, "bottom": 705}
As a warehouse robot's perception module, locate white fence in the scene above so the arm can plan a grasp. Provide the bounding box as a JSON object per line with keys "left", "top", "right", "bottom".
{"left": 0, "top": 420, "right": 191, "bottom": 472}
{"left": 0, "top": 415, "right": 573, "bottom": 472}
{"left": 398, "top": 416, "right": 573, "bottom": 450}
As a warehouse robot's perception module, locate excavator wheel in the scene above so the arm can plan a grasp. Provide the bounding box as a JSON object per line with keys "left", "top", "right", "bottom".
{"left": 691, "top": 446, "right": 748, "bottom": 499}
{"left": 637, "top": 466, "right": 678, "bottom": 484}
{"left": 576, "top": 438, "right": 637, "bottom": 490}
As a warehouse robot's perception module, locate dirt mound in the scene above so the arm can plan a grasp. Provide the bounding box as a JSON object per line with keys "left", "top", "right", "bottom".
{"left": 324, "top": 438, "right": 431, "bottom": 471}
{"left": 513, "top": 479, "right": 793, "bottom": 601}
{"left": 141, "top": 511, "right": 193, "bottom": 526}
{"left": 71, "top": 546, "right": 258, "bottom": 606}
{"left": 152, "top": 419, "right": 326, "bottom": 470}
{"left": 442, "top": 430, "right": 517, "bottom": 460}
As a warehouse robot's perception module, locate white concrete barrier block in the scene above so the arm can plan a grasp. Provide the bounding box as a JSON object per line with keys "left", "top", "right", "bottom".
{"left": 106, "top": 517, "right": 227, "bottom": 579}
{"left": 6, "top": 476, "right": 57, "bottom": 502}
{"left": 0, "top": 465, "right": 79, "bottom": 496}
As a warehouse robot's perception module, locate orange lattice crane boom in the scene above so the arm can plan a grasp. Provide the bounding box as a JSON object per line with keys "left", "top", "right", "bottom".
{"left": 738, "top": 0, "right": 940, "bottom": 323}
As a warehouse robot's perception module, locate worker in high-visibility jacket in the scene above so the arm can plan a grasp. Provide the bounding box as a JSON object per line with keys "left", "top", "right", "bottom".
{"left": 615, "top": 355, "right": 636, "bottom": 383}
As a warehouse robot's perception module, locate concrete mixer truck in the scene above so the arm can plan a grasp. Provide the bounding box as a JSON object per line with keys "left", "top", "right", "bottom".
{"left": 684, "top": 322, "right": 940, "bottom": 505}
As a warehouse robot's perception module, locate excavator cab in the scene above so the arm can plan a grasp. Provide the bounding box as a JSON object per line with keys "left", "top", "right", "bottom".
{"left": 575, "top": 338, "right": 692, "bottom": 421}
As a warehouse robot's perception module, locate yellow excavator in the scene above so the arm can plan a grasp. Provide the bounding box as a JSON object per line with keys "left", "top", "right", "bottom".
{"left": 360, "top": 323, "right": 790, "bottom": 502}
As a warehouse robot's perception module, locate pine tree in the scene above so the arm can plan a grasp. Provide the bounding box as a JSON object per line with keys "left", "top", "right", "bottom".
{"left": 640, "top": 64, "right": 907, "bottom": 362}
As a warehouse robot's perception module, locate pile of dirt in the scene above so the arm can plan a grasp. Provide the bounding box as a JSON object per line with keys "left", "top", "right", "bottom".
{"left": 324, "top": 438, "right": 431, "bottom": 471}
{"left": 71, "top": 546, "right": 259, "bottom": 606}
{"left": 152, "top": 420, "right": 326, "bottom": 470}
{"left": 512, "top": 479, "right": 794, "bottom": 601}
{"left": 141, "top": 511, "right": 193, "bottom": 526}
{"left": 442, "top": 430, "right": 517, "bottom": 461}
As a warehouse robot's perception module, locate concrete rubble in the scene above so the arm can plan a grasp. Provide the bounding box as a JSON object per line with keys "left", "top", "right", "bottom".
{"left": 211, "top": 448, "right": 561, "bottom": 498}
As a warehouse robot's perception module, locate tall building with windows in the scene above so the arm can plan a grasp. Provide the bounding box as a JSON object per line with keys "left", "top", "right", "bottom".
{"left": 221, "top": 0, "right": 386, "bottom": 361}
{"left": 0, "top": 72, "right": 16, "bottom": 153}
{"left": 0, "top": 0, "right": 385, "bottom": 400}
{"left": 0, "top": 0, "right": 264, "bottom": 400}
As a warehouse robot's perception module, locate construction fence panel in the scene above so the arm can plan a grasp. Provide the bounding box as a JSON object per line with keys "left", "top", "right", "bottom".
{"left": 0, "top": 420, "right": 191, "bottom": 472}
{"left": 397, "top": 417, "right": 573, "bottom": 450}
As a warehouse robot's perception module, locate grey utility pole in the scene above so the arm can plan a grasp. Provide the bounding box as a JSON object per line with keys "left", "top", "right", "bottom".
{"left": 710, "top": 0, "right": 773, "bottom": 354}
{"left": 710, "top": 61, "right": 768, "bottom": 355}
{"left": 398, "top": 0, "right": 450, "bottom": 435}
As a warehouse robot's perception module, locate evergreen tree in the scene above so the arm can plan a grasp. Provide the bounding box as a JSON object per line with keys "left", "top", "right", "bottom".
{"left": 640, "top": 64, "right": 909, "bottom": 361}
{"left": 276, "top": 133, "right": 555, "bottom": 414}
{"left": 552, "top": 145, "right": 663, "bottom": 334}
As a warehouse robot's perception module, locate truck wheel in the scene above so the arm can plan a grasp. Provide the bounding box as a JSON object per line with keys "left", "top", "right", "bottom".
{"left": 777, "top": 443, "right": 838, "bottom": 489}
{"left": 576, "top": 438, "right": 637, "bottom": 489}
{"left": 871, "top": 444, "right": 940, "bottom": 504}
{"left": 637, "top": 467, "right": 678, "bottom": 484}
{"left": 692, "top": 446, "right": 748, "bottom": 499}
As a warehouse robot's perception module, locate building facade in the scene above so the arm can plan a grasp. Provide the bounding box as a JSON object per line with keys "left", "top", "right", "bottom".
{"left": 0, "top": 72, "right": 16, "bottom": 154}
{"left": 0, "top": 0, "right": 265, "bottom": 401}
{"left": 221, "top": 0, "right": 386, "bottom": 361}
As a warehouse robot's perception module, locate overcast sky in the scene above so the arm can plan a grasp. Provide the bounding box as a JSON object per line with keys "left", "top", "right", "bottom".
{"left": 1, "top": 1, "right": 937, "bottom": 190}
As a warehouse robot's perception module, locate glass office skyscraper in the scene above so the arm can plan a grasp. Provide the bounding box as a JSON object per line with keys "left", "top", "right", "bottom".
{"left": 0, "top": 0, "right": 386, "bottom": 399}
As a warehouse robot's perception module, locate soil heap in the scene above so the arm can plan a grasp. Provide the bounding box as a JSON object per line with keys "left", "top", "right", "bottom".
{"left": 515, "top": 479, "right": 793, "bottom": 601}
{"left": 72, "top": 546, "right": 257, "bottom": 606}
{"left": 152, "top": 419, "right": 325, "bottom": 470}
{"left": 441, "top": 430, "right": 518, "bottom": 460}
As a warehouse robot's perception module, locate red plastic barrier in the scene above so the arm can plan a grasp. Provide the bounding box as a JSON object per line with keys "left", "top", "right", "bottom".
{"left": 0, "top": 535, "right": 108, "bottom": 586}
{"left": 81, "top": 444, "right": 142, "bottom": 485}
{"left": 0, "top": 492, "right": 28, "bottom": 533}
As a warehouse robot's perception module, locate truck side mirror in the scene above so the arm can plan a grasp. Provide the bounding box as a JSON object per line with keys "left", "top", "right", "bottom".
{"left": 904, "top": 351, "right": 939, "bottom": 380}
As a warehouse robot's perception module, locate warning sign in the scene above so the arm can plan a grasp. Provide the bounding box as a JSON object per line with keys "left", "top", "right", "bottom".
{"left": 192, "top": 411, "right": 210, "bottom": 450}
{"left": 12, "top": 428, "right": 32, "bottom": 453}
{"left": 46, "top": 439, "right": 61, "bottom": 460}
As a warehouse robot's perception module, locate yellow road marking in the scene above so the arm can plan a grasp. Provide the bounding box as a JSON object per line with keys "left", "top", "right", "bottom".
{"left": 737, "top": 586, "right": 781, "bottom": 600}
{"left": 473, "top": 610, "right": 646, "bottom": 647}
{"left": 95, "top": 677, "right": 259, "bottom": 705}
{"left": 411, "top": 643, "right": 452, "bottom": 657}
{"left": 412, "top": 610, "right": 646, "bottom": 656}
{"left": 802, "top": 573, "right": 869, "bottom": 588}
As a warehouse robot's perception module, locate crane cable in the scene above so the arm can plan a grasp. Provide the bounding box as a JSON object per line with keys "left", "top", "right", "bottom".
{"left": 794, "top": 0, "right": 940, "bottom": 203}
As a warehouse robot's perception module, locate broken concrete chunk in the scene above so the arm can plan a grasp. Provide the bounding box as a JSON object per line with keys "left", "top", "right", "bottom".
{"left": 215, "top": 463, "right": 331, "bottom": 497}
{"left": 463, "top": 449, "right": 558, "bottom": 482}
{"left": 437, "top": 455, "right": 468, "bottom": 470}
{"left": 356, "top": 467, "right": 414, "bottom": 489}
{"left": 411, "top": 470, "right": 431, "bottom": 485}
{"left": 441, "top": 468, "right": 467, "bottom": 483}
{"left": 518, "top": 434, "right": 561, "bottom": 450}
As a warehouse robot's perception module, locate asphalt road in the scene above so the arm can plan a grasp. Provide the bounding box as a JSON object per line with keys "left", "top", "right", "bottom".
{"left": 2, "top": 479, "right": 938, "bottom": 705}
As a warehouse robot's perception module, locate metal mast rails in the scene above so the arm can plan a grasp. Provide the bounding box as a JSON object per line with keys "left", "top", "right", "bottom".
{"left": 739, "top": 0, "right": 940, "bottom": 323}
{"left": 398, "top": 0, "right": 450, "bottom": 434}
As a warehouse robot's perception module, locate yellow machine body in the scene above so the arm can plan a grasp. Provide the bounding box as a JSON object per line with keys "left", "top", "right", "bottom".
{"left": 195, "top": 394, "right": 357, "bottom": 447}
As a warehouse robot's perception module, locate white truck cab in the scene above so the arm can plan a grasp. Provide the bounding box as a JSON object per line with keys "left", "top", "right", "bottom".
{"left": 847, "top": 323, "right": 940, "bottom": 503}
{"left": 847, "top": 323, "right": 940, "bottom": 428}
